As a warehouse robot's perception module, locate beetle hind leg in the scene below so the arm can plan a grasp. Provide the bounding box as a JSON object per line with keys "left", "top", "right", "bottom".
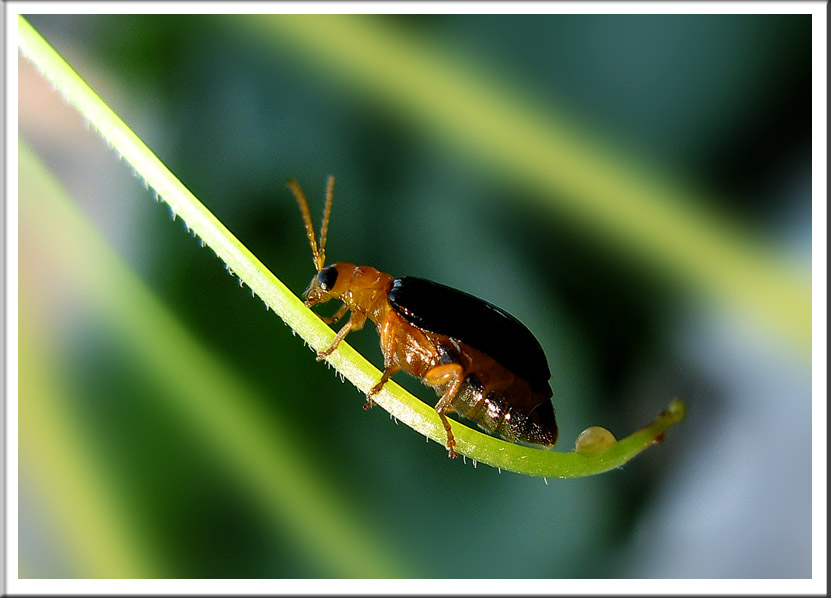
{"left": 424, "top": 363, "right": 466, "bottom": 458}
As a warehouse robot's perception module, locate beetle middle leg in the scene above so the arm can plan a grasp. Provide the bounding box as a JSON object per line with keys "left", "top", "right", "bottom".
{"left": 316, "top": 311, "right": 366, "bottom": 361}
{"left": 365, "top": 311, "right": 406, "bottom": 409}
{"left": 364, "top": 365, "right": 401, "bottom": 410}
{"left": 424, "top": 363, "right": 465, "bottom": 458}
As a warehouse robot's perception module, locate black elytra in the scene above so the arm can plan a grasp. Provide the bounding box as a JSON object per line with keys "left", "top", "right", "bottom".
{"left": 388, "top": 277, "right": 551, "bottom": 393}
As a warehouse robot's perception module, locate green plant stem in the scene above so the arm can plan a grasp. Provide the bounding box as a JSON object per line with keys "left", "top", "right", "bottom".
{"left": 18, "top": 15, "right": 684, "bottom": 478}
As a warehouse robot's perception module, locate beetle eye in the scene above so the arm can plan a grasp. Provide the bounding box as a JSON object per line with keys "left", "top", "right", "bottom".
{"left": 317, "top": 265, "right": 338, "bottom": 292}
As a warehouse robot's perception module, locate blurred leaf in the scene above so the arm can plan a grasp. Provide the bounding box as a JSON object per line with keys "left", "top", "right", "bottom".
{"left": 249, "top": 15, "right": 810, "bottom": 354}
{"left": 19, "top": 309, "right": 158, "bottom": 578}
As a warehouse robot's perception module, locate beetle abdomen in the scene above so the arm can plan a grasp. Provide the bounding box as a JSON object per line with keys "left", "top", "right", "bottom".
{"left": 451, "top": 370, "right": 557, "bottom": 447}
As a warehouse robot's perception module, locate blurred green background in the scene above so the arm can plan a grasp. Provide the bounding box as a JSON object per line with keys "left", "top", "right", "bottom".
{"left": 18, "top": 14, "right": 812, "bottom": 579}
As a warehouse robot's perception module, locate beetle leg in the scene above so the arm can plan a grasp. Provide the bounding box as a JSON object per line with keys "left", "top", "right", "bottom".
{"left": 319, "top": 303, "right": 348, "bottom": 324}
{"left": 366, "top": 311, "right": 405, "bottom": 409}
{"left": 424, "top": 363, "right": 465, "bottom": 458}
{"left": 364, "top": 365, "right": 401, "bottom": 409}
{"left": 316, "top": 312, "right": 366, "bottom": 361}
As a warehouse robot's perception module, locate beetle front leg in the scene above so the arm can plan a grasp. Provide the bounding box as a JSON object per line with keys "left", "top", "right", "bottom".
{"left": 316, "top": 312, "right": 366, "bottom": 361}
{"left": 319, "top": 303, "right": 348, "bottom": 325}
{"left": 424, "top": 363, "right": 465, "bottom": 458}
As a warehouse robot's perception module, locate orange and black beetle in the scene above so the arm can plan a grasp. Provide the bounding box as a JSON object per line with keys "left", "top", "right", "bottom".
{"left": 288, "top": 177, "right": 557, "bottom": 457}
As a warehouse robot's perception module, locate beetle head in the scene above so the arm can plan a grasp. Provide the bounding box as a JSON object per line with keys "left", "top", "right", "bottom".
{"left": 302, "top": 261, "right": 355, "bottom": 307}
{"left": 303, "top": 263, "right": 338, "bottom": 306}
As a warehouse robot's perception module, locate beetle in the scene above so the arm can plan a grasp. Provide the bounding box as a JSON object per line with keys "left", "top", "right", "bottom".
{"left": 287, "top": 176, "right": 557, "bottom": 457}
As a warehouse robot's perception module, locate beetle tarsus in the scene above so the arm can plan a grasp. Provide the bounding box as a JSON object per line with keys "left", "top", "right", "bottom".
{"left": 363, "top": 365, "right": 401, "bottom": 409}
{"left": 315, "top": 340, "right": 339, "bottom": 361}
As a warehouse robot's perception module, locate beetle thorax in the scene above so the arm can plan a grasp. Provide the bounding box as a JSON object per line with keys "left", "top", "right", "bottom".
{"left": 307, "top": 262, "right": 394, "bottom": 324}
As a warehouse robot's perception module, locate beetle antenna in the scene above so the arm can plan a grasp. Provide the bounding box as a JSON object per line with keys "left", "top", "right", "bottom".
{"left": 318, "top": 175, "right": 334, "bottom": 270}
{"left": 286, "top": 179, "right": 322, "bottom": 271}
